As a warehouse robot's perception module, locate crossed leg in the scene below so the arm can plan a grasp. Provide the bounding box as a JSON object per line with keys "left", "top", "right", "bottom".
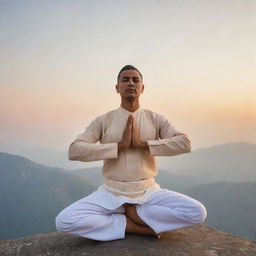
{"left": 123, "top": 203, "right": 160, "bottom": 238}
{"left": 55, "top": 198, "right": 127, "bottom": 241}
{"left": 123, "top": 189, "right": 207, "bottom": 237}
{"left": 55, "top": 189, "right": 207, "bottom": 241}
{"left": 133, "top": 189, "right": 207, "bottom": 234}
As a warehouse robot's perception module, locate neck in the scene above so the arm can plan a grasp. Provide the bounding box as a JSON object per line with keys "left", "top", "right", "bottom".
{"left": 120, "top": 99, "right": 140, "bottom": 112}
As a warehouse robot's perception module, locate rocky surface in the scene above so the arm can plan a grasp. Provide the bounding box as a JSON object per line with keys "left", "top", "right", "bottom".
{"left": 0, "top": 225, "right": 256, "bottom": 256}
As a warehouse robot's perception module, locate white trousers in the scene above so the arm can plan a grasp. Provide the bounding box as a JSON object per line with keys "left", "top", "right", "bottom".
{"left": 55, "top": 186, "right": 207, "bottom": 241}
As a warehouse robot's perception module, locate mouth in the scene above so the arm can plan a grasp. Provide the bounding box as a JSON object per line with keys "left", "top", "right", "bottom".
{"left": 127, "top": 89, "right": 136, "bottom": 93}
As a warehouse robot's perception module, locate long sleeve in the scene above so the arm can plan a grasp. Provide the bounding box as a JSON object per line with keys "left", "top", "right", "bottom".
{"left": 68, "top": 116, "right": 118, "bottom": 162}
{"left": 147, "top": 114, "right": 191, "bottom": 156}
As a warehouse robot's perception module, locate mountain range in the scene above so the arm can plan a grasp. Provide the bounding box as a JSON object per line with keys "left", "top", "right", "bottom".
{"left": 0, "top": 141, "right": 255, "bottom": 241}
{"left": 158, "top": 141, "right": 256, "bottom": 183}
{"left": 0, "top": 152, "right": 95, "bottom": 239}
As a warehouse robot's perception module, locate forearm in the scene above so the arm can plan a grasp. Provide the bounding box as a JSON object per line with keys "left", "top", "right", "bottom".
{"left": 69, "top": 141, "right": 118, "bottom": 162}
{"left": 147, "top": 134, "right": 191, "bottom": 156}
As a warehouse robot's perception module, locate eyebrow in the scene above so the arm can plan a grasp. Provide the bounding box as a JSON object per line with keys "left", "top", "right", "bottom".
{"left": 122, "top": 76, "right": 140, "bottom": 79}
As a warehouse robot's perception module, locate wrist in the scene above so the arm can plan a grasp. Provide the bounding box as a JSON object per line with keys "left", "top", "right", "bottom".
{"left": 118, "top": 142, "right": 128, "bottom": 151}
{"left": 139, "top": 141, "right": 149, "bottom": 150}
{"left": 118, "top": 142, "right": 124, "bottom": 151}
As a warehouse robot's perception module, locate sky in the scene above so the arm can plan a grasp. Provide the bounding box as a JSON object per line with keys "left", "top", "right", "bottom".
{"left": 0, "top": 0, "right": 255, "bottom": 158}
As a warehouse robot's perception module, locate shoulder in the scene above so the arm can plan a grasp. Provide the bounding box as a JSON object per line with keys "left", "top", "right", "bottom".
{"left": 142, "top": 108, "right": 167, "bottom": 122}
{"left": 99, "top": 108, "right": 118, "bottom": 118}
{"left": 93, "top": 108, "right": 118, "bottom": 124}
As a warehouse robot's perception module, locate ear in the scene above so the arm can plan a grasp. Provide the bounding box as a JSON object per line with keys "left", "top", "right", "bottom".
{"left": 141, "top": 84, "right": 145, "bottom": 93}
{"left": 115, "top": 84, "right": 119, "bottom": 93}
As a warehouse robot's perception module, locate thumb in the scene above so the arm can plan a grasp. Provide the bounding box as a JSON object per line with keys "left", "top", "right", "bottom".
{"left": 128, "top": 114, "right": 134, "bottom": 124}
{"left": 125, "top": 115, "right": 132, "bottom": 127}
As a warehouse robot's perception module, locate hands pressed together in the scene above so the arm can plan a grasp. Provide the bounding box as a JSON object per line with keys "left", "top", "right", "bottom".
{"left": 118, "top": 114, "right": 149, "bottom": 151}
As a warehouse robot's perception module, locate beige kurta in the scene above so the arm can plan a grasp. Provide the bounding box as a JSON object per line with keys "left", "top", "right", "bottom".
{"left": 69, "top": 106, "right": 191, "bottom": 187}
{"left": 55, "top": 114, "right": 206, "bottom": 241}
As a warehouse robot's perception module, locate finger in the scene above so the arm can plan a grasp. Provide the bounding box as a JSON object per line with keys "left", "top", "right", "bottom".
{"left": 125, "top": 115, "right": 132, "bottom": 125}
{"left": 126, "top": 121, "right": 132, "bottom": 134}
{"left": 125, "top": 116, "right": 132, "bottom": 129}
{"left": 127, "top": 116, "right": 134, "bottom": 128}
{"left": 132, "top": 120, "right": 136, "bottom": 128}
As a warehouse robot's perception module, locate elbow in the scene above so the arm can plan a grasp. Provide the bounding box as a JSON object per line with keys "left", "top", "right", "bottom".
{"left": 68, "top": 141, "right": 92, "bottom": 162}
{"left": 185, "top": 139, "right": 192, "bottom": 153}
{"left": 181, "top": 134, "right": 192, "bottom": 153}
{"left": 68, "top": 154, "right": 76, "bottom": 161}
{"left": 185, "top": 143, "right": 191, "bottom": 153}
{"left": 68, "top": 143, "right": 78, "bottom": 161}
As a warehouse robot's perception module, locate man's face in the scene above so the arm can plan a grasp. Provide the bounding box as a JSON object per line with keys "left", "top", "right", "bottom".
{"left": 116, "top": 70, "right": 144, "bottom": 101}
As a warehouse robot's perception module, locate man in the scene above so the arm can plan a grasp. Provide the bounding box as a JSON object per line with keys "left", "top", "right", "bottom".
{"left": 55, "top": 65, "right": 207, "bottom": 241}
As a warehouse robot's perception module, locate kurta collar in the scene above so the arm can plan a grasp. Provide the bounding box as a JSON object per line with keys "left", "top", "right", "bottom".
{"left": 118, "top": 105, "right": 143, "bottom": 115}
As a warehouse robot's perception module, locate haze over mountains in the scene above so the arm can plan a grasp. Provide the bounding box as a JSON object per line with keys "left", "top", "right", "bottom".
{"left": 0, "top": 142, "right": 255, "bottom": 241}
{"left": 0, "top": 153, "right": 96, "bottom": 239}
{"left": 4, "top": 146, "right": 99, "bottom": 170}
{"left": 8, "top": 142, "right": 255, "bottom": 182}
{"left": 187, "top": 181, "right": 256, "bottom": 240}
{"left": 158, "top": 141, "right": 256, "bottom": 182}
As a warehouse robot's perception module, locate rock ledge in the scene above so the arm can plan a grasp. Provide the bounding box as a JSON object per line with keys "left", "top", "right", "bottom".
{"left": 0, "top": 225, "right": 256, "bottom": 256}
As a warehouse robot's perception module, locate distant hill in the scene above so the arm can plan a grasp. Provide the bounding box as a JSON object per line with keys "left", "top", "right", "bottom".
{"left": 68, "top": 142, "right": 256, "bottom": 190}
{"left": 158, "top": 142, "right": 256, "bottom": 183}
{"left": 1, "top": 141, "right": 256, "bottom": 241}
{"left": 186, "top": 181, "right": 256, "bottom": 241}
{"left": 0, "top": 152, "right": 96, "bottom": 239}
{"left": 9, "top": 142, "right": 256, "bottom": 180}
{"left": 5, "top": 147, "right": 100, "bottom": 170}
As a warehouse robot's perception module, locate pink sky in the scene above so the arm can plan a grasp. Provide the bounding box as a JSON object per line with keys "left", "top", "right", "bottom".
{"left": 1, "top": 0, "right": 255, "bottom": 155}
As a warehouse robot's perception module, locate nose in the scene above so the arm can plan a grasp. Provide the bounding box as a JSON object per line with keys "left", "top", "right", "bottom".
{"left": 128, "top": 79, "right": 135, "bottom": 87}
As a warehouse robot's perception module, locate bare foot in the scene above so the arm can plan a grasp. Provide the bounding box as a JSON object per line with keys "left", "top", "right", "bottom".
{"left": 155, "top": 233, "right": 162, "bottom": 239}
{"left": 123, "top": 203, "right": 147, "bottom": 226}
{"left": 150, "top": 228, "right": 162, "bottom": 239}
{"left": 126, "top": 217, "right": 161, "bottom": 239}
